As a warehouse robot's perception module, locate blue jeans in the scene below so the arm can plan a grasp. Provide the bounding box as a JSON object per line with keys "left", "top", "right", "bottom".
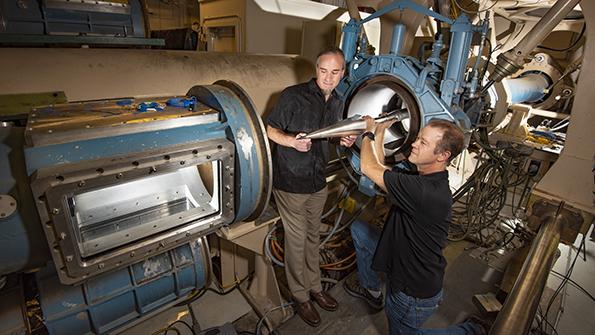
{"left": 351, "top": 219, "right": 383, "bottom": 291}
{"left": 350, "top": 220, "right": 483, "bottom": 335}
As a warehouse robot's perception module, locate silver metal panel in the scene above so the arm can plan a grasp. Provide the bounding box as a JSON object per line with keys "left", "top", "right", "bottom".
{"left": 30, "top": 138, "right": 235, "bottom": 285}
{"left": 25, "top": 97, "right": 219, "bottom": 147}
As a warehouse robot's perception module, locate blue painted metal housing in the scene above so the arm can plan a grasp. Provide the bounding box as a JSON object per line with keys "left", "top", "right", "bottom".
{"left": 336, "top": 54, "right": 455, "bottom": 125}
{"left": 188, "top": 82, "right": 272, "bottom": 223}
{"left": 0, "top": 81, "right": 271, "bottom": 334}
{"left": 37, "top": 239, "right": 208, "bottom": 335}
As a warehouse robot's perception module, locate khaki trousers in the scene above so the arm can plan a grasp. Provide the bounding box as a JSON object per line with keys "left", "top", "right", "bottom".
{"left": 273, "top": 186, "right": 328, "bottom": 303}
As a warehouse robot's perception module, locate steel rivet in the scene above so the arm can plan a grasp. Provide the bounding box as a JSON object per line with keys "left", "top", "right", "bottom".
{"left": 52, "top": 208, "right": 60, "bottom": 214}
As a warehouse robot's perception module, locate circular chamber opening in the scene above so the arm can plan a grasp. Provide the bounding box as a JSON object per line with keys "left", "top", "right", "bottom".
{"left": 345, "top": 76, "right": 421, "bottom": 159}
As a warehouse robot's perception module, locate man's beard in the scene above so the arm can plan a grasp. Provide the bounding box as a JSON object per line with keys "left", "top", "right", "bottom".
{"left": 321, "top": 88, "right": 332, "bottom": 97}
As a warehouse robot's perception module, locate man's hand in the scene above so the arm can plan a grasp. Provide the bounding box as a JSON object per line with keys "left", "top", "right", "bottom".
{"left": 340, "top": 135, "right": 357, "bottom": 147}
{"left": 375, "top": 118, "right": 396, "bottom": 135}
{"left": 292, "top": 133, "right": 312, "bottom": 152}
{"left": 364, "top": 116, "right": 376, "bottom": 132}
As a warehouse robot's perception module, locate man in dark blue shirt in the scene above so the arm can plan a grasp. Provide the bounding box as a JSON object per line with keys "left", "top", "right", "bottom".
{"left": 346, "top": 117, "right": 485, "bottom": 334}
{"left": 266, "top": 47, "right": 356, "bottom": 327}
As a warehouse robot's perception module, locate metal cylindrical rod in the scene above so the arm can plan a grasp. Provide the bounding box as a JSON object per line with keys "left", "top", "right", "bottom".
{"left": 512, "top": 0, "right": 581, "bottom": 60}
{"left": 303, "top": 109, "right": 409, "bottom": 139}
{"left": 489, "top": 203, "right": 565, "bottom": 335}
{"left": 487, "top": 0, "right": 581, "bottom": 87}
{"left": 390, "top": 24, "right": 406, "bottom": 55}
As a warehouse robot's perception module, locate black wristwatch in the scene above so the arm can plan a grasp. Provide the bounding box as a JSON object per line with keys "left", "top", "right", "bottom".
{"left": 361, "top": 131, "right": 375, "bottom": 141}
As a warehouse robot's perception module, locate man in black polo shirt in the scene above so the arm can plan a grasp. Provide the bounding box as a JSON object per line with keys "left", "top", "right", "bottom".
{"left": 345, "top": 118, "right": 484, "bottom": 334}
{"left": 266, "top": 47, "right": 356, "bottom": 327}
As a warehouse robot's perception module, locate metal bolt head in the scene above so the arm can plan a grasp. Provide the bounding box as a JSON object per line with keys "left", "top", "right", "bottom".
{"left": 534, "top": 54, "right": 545, "bottom": 63}
{"left": 562, "top": 88, "right": 573, "bottom": 96}
{"left": 130, "top": 251, "right": 135, "bottom": 257}
{"left": 52, "top": 208, "right": 60, "bottom": 215}
{"left": 66, "top": 255, "right": 73, "bottom": 262}
{"left": 116, "top": 173, "right": 123, "bottom": 179}
{"left": 59, "top": 232, "right": 67, "bottom": 240}
{"left": 159, "top": 241, "right": 166, "bottom": 247}
{"left": 78, "top": 181, "right": 85, "bottom": 187}
{"left": 98, "top": 263, "right": 105, "bottom": 269}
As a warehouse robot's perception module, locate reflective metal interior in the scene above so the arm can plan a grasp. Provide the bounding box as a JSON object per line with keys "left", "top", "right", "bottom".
{"left": 346, "top": 79, "right": 420, "bottom": 155}
{"left": 69, "top": 162, "right": 220, "bottom": 258}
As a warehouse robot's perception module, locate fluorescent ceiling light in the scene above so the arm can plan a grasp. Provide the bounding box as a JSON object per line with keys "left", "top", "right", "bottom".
{"left": 254, "top": 0, "right": 338, "bottom": 20}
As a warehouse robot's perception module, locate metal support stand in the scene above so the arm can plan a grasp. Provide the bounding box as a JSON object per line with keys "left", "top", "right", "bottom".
{"left": 217, "top": 208, "right": 290, "bottom": 331}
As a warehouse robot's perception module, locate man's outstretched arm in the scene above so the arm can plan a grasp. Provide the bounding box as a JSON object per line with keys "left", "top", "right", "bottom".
{"left": 360, "top": 117, "right": 395, "bottom": 192}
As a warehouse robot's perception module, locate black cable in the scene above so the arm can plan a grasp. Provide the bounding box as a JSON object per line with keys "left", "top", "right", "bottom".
{"left": 536, "top": 306, "right": 560, "bottom": 335}
{"left": 538, "top": 24, "right": 586, "bottom": 52}
{"left": 169, "top": 320, "right": 194, "bottom": 335}
{"left": 449, "top": 133, "right": 533, "bottom": 243}
{"left": 254, "top": 302, "right": 294, "bottom": 335}
{"left": 174, "top": 288, "right": 207, "bottom": 307}
{"left": 550, "top": 270, "right": 595, "bottom": 302}
{"left": 479, "top": 37, "right": 493, "bottom": 84}
{"left": 540, "top": 234, "right": 587, "bottom": 333}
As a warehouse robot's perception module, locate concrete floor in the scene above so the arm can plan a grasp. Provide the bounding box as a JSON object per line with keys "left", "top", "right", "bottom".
{"left": 276, "top": 240, "right": 502, "bottom": 334}
{"left": 120, "top": 226, "right": 595, "bottom": 335}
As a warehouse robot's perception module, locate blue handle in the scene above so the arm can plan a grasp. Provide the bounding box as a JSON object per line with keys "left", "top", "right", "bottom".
{"left": 136, "top": 102, "right": 164, "bottom": 112}
{"left": 166, "top": 97, "right": 197, "bottom": 109}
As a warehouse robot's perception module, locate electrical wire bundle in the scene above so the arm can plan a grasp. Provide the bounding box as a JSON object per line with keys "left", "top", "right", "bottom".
{"left": 265, "top": 181, "right": 376, "bottom": 292}
{"left": 449, "top": 131, "right": 534, "bottom": 245}
{"left": 533, "top": 233, "right": 590, "bottom": 335}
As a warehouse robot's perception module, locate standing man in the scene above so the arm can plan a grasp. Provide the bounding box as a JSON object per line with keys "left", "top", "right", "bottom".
{"left": 345, "top": 117, "right": 485, "bottom": 334}
{"left": 266, "top": 47, "right": 356, "bottom": 327}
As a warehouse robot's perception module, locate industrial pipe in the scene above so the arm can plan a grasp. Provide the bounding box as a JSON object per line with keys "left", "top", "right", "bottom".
{"left": 503, "top": 73, "right": 549, "bottom": 103}
{"left": 489, "top": 202, "right": 565, "bottom": 335}
{"left": 484, "top": 0, "right": 582, "bottom": 91}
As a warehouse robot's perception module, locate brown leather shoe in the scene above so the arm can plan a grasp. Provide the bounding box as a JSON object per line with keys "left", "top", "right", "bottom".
{"left": 295, "top": 300, "right": 321, "bottom": 327}
{"left": 310, "top": 290, "right": 338, "bottom": 311}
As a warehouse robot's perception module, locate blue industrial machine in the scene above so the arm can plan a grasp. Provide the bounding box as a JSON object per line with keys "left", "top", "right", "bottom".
{"left": 332, "top": 0, "right": 488, "bottom": 195}
{"left": 0, "top": 0, "right": 163, "bottom": 46}
{"left": 332, "top": 0, "right": 558, "bottom": 196}
{"left": 336, "top": 0, "right": 486, "bottom": 152}
{"left": 0, "top": 81, "right": 271, "bottom": 334}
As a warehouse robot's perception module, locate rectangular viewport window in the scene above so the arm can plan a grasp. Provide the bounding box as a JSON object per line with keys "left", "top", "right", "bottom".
{"left": 67, "top": 162, "right": 220, "bottom": 258}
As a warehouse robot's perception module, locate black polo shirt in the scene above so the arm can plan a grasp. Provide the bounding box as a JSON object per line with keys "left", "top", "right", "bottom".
{"left": 267, "top": 79, "right": 344, "bottom": 194}
{"left": 372, "top": 167, "right": 451, "bottom": 298}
